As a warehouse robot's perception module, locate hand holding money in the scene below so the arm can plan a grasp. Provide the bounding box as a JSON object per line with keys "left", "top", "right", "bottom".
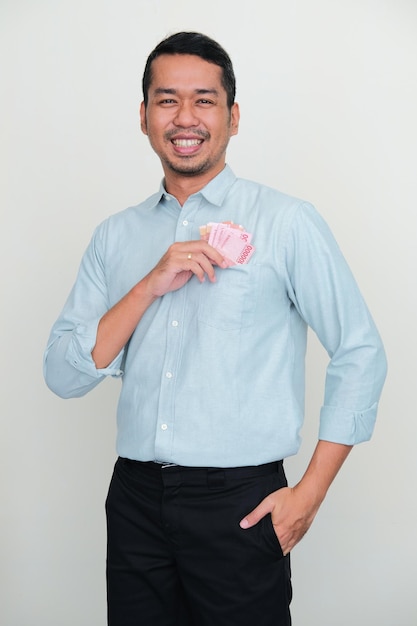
{"left": 144, "top": 240, "right": 228, "bottom": 298}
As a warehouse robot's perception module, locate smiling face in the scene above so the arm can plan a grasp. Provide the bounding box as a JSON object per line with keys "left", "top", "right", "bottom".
{"left": 140, "top": 54, "right": 239, "bottom": 193}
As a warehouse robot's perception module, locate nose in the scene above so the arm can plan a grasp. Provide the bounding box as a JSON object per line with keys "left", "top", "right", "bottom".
{"left": 173, "top": 102, "right": 199, "bottom": 127}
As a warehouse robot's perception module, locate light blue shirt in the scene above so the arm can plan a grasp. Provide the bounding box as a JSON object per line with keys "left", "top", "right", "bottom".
{"left": 44, "top": 166, "right": 387, "bottom": 467}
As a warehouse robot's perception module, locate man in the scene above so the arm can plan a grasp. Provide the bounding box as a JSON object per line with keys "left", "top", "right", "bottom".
{"left": 44, "top": 32, "right": 387, "bottom": 626}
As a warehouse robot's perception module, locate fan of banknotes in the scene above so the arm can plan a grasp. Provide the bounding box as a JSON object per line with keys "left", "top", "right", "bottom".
{"left": 199, "top": 221, "right": 255, "bottom": 266}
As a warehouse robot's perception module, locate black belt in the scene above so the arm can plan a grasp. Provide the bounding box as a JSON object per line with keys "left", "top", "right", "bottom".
{"left": 119, "top": 457, "right": 283, "bottom": 482}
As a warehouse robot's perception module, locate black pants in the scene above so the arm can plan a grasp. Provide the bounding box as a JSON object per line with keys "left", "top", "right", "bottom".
{"left": 106, "top": 458, "right": 292, "bottom": 626}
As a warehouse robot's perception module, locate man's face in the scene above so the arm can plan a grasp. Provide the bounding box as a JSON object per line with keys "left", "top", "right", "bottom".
{"left": 140, "top": 54, "right": 239, "bottom": 184}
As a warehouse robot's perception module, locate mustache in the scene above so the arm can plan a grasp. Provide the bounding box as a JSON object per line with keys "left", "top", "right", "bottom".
{"left": 164, "top": 129, "right": 210, "bottom": 141}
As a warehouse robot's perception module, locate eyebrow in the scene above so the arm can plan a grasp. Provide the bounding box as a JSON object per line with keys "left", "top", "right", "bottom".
{"left": 153, "top": 88, "right": 220, "bottom": 97}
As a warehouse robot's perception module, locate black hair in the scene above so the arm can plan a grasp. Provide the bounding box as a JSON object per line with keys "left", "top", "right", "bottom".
{"left": 142, "top": 32, "right": 236, "bottom": 109}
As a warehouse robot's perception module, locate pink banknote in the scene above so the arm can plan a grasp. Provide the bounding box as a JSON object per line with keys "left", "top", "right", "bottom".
{"left": 199, "top": 221, "right": 256, "bottom": 265}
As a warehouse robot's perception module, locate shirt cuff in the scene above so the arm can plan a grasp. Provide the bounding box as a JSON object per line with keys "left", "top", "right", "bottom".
{"left": 65, "top": 322, "right": 124, "bottom": 379}
{"left": 319, "top": 403, "right": 378, "bottom": 445}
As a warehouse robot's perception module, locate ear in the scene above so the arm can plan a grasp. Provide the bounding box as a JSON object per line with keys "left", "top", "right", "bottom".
{"left": 230, "top": 102, "right": 240, "bottom": 137}
{"left": 140, "top": 101, "right": 148, "bottom": 135}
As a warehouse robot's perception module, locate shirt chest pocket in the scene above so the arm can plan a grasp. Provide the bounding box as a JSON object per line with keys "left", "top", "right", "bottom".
{"left": 197, "top": 265, "right": 259, "bottom": 330}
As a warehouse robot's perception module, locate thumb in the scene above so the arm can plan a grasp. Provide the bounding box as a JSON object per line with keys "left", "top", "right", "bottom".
{"left": 239, "top": 496, "right": 274, "bottom": 530}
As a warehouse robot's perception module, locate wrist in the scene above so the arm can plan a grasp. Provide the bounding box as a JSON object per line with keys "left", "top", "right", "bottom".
{"left": 133, "top": 274, "right": 159, "bottom": 304}
{"left": 293, "top": 477, "right": 326, "bottom": 513}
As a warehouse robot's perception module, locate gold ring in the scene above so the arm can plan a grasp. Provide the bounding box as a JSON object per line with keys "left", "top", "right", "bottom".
{"left": 187, "top": 252, "right": 192, "bottom": 260}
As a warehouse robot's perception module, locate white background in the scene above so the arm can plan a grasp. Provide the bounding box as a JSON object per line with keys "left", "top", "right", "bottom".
{"left": 1, "top": 0, "right": 416, "bottom": 624}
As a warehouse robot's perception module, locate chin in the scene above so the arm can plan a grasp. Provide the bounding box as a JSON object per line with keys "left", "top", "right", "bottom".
{"left": 167, "top": 160, "right": 210, "bottom": 177}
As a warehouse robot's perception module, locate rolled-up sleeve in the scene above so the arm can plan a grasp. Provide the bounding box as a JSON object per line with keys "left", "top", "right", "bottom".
{"left": 285, "top": 203, "right": 387, "bottom": 445}
{"left": 319, "top": 403, "right": 379, "bottom": 444}
{"left": 43, "top": 226, "right": 124, "bottom": 399}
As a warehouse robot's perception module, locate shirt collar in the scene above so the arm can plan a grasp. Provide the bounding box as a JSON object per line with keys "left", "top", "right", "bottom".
{"left": 151, "top": 164, "right": 237, "bottom": 209}
{"left": 197, "top": 164, "right": 237, "bottom": 206}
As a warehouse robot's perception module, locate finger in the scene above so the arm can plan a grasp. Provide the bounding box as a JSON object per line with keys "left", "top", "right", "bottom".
{"left": 183, "top": 252, "right": 214, "bottom": 283}
{"left": 239, "top": 496, "right": 274, "bottom": 529}
{"left": 205, "top": 245, "right": 228, "bottom": 268}
{"left": 184, "top": 248, "right": 226, "bottom": 282}
{"left": 187, "top": 241, "right": 228, "bottom": 269}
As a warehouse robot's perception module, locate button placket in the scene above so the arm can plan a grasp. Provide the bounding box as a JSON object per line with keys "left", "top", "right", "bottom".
{"left": 155, "top": 196, "right": 202, "bottom": 460}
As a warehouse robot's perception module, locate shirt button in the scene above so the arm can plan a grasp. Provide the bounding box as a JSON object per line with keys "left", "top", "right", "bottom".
{"left": 166, "top": 372, "right": 173, "bottom": 379}
{"left": 161, "top": 424, "right": 168, "bottom": 430}
{"left": 172, "top": 320, "right": 179, "bottom": 327}
{"left": 182, "top": 220, "right": 189, "bottom": 226}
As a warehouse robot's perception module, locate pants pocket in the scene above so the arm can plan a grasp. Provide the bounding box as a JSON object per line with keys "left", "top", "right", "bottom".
{"left": 236, "top": 469, "right": 287, "bottom": 562}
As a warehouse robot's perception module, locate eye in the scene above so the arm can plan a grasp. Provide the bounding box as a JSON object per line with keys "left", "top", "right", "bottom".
{"left": 196, "top": 99, "right": 214, "bottom": 105}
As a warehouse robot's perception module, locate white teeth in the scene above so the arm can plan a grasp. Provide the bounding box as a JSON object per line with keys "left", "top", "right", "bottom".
{"left": 172, "top": 139, "right": 202, "bottom": 147}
